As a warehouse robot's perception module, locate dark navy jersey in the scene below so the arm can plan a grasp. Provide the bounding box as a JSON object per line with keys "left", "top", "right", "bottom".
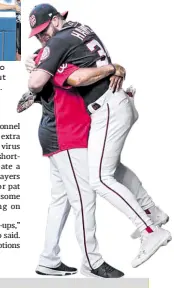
{"left": 37, "top": 21, "right": 111, "bottom": 106}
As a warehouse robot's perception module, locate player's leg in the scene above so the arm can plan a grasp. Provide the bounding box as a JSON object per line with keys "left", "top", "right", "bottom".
{"left": 116, "top": 89, "right": 169, "bottom": 236}
{"left": 88, "top": 89, "right": 171, "bottom": 267}
{"left": 53, "top": 148, "right": 124, "bottom": 278}
{"left": 113, "top": 89, "right": 154, "bottom": 210}
{"left": 88, "top": 89, "right": 153, "bottom": 232}
{"left": 114, "top": 90, "right": 169, "bottom": 238}
{"left": 36, "top": 157, "right": 75, "bottom": 276}
{"left": 115, "top": 162, "right": 155, "bottom": 210}
{"left": 115, "top": 163, "right": 169, "bottom": 238}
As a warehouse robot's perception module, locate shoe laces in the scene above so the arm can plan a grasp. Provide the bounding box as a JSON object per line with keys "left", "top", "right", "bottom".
{"left": 59, "top": 263, "right": 71, "bottom": 271}
{"left": 103, "top": 262, "right": 115, "bottom": 273}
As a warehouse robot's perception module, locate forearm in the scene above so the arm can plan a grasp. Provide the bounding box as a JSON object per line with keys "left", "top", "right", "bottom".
{"left": 28, "top": 70, "right": 51, "bottom": 93}
{"left": 29, "top": 86, "right": 43, "bottom": 93}
{"left": 67, "top": 64, "right": 115, "bottom": 87}
{"left": 0, "top": 4, "right": 15, "bottom": 10}
{"left": 28, "top": 76, "right": 43, "bottom": 93}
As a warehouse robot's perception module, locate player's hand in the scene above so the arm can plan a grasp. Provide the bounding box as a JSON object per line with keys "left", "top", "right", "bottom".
{"left": 109, "top": 75, "right": 123, "bottom": 92}
{"left": 15, "top": 4, "right": 21, "bottom": 12}
{"left": 25, "top": 54, "right": 37, "bottom": 73}
{"left": 113, "top": 64, "right": 126, "bottom": 79}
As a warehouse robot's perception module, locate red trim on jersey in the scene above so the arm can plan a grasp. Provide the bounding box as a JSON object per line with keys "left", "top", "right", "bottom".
{"left": 53, "top": 63, "right": 80, "bottom": 88}
{"left": 35, "top": 48, "right": 44, "bottom": 66}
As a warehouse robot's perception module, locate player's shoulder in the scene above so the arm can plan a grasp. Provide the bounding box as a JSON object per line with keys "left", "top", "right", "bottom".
{"left": 47, "top": 21, "right": 95, "bottom": 48}
{"left": 53, "top": 22, "right": 81, "bottom": 39}
{"left": 50, "top": 21, "right": 87, "bottom": 42}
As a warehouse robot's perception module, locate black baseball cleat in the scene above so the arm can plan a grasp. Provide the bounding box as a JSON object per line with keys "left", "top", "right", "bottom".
{"left": 81, "top": 262, "right": 124, "bottom": 278}
{"left": 35, "top": 262, "right": 77, "bottom": 276}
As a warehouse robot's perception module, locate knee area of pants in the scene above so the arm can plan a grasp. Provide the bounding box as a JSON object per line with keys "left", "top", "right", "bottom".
{"left": 89, "top": 174, "right": 115, "bottom": 191}
{"left": 89, "top": 173, "right": 105, "bottom": 190}
{"left": 89, "top": 178, "right": 100, "bottom": 190}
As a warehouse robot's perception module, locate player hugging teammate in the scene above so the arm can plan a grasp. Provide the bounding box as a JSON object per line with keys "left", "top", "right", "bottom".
{"left": 18, "top": 3, "right": 172, "bottom": 278}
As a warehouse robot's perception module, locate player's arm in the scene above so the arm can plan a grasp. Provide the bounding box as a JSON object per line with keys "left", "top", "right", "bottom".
{"left": 28, "top": 38, "right": 70, "bottom": 93}
{"left": 66, "top": 63, "right": 126, "bottom": 92}
{"left": 0, "top": 3, "right": 19, "bottom": 11}
{"left": 67, "top": 63, "right": 126, "bottom": 86}
{"left": 67, "top": 65, "right": 115, "bottom": 86}
{"left": 28, "top": 70, "right": 51, "bottom": 93}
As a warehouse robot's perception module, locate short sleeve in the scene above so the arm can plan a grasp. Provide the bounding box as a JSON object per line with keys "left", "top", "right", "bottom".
{"left": 53, "top": 63, "right": 80, "bottom": 89}
{"left": 36, "top": 37, "right": 70, "bottom": 76}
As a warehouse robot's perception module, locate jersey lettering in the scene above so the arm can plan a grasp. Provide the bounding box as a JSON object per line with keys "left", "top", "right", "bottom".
{"left": 86, "top": 39, "right": 109, "bottom": 67}
{"left": 71, "top": 24, "right": 94, "bottom": 41}
{"left": 57, "top": 63, "right": 68, "bottom": 74}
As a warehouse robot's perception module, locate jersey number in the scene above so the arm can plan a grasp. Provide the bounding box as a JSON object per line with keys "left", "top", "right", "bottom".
{"left": 86, "top": 39, "right": 109, "bottom": 67}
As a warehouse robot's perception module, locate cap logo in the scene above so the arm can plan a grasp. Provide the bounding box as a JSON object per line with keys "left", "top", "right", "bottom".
{"left": 30, "top": 15, "right": 36, "bottom": 27}
{"left": 48, "top": 13, "right": 52, "bottom": 17}
{"left": 40, "top": 47, "right": 50, "bottom": 62}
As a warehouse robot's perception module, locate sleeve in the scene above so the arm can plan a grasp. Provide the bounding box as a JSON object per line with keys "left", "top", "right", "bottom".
{"left": 53, "top": 63, "right": 80, "bottom": 89}
{"left": 36, "top": 38, "right": 70, "bottom": 76}
{"left": 36, "top": 81, "right": 54, "bottom": 102}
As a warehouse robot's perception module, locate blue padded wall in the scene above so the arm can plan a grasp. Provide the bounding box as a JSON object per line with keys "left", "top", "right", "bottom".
{"left": 0, "top": 12, "right": 16, "bottom": 61}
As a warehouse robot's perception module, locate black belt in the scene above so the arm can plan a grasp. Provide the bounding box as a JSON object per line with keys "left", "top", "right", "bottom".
{"left": 88, "top": 103, "right": 101, "bottom": 115}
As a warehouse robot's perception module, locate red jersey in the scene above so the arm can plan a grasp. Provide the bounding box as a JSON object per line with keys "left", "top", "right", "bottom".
{"left": 35, "top": 49, "right": 91, "bottom": 156}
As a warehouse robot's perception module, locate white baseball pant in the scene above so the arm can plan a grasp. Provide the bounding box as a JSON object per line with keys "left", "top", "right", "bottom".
{"left": 39, "top": 148, "right": 155, "bottom": 269}
{"left": 39, "top": 148, "right": 104, "bottom": 270}
{"left": 114, "top": 163, "right": 155, "bottom": 211}
{"left": 88, "top": 89, "right": 154, "bottom": 232}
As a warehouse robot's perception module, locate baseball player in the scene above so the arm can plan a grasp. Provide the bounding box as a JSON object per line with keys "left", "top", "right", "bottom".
{"left": 22, "top": 48, "right": 126, "bottom": 277}
{"left": 28, "top": 3, "right": 171, "bottom": 269}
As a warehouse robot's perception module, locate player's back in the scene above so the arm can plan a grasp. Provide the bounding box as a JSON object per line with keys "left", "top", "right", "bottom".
{"left": 61, "top": 22, "right": 111, "bottom": 106}
{"left": 39, "top": 21, "right": 112, "bottom": 106}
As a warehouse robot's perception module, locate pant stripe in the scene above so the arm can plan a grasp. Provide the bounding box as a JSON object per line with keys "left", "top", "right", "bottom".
{"left": 99, "top": 104, "right": 149, "bottom": 228}
{"left": 67, "top": 150, "right": 93, "bottom": 270}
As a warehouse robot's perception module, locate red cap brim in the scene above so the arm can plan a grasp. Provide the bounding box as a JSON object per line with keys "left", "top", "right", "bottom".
{"left": 29, "top": 20, "right": 50, "bottom": 38}
{"left": 29, "top": 11, "right": 69, "bottom": 38}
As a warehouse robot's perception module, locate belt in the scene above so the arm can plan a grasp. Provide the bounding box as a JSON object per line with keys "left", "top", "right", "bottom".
{"left": 87, "top": 89, "right": 134, "bottom": 115}
{"left": 88, "top": 103, "right": 101, "bottom": 115}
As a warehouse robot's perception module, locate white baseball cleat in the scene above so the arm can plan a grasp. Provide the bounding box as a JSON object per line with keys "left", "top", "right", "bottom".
{"left": 132, "top": 227, "right": 172, "bottom": 268}
{"left": 131, "top": 206, "right": 169, "bottom": 239}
